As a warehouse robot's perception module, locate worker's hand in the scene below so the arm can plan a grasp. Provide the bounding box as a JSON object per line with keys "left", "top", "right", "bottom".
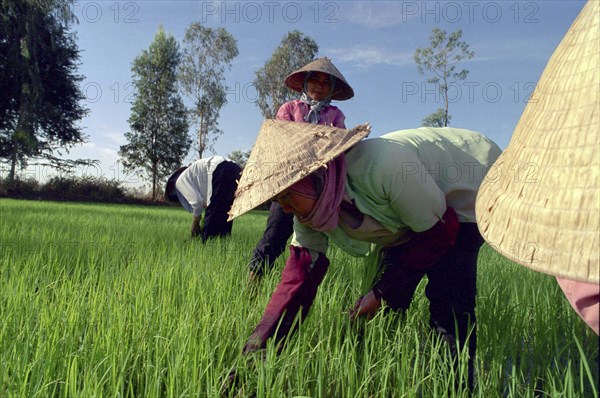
{"left": 191, "top": 216, "right": 201, "bottom": 237}
{"left": 349, "top": 289, "right": 381, "bottom": 321}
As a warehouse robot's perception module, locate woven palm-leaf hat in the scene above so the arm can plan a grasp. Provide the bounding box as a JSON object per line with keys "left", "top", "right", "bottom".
{"left": 284, "top": 57, "right": 354, "bottom": 101}
{"left": 476, "top": 1, "right": 599, "bottom": 283}
{"left": 228, "top": 119, "right": 370, "bottom": 220}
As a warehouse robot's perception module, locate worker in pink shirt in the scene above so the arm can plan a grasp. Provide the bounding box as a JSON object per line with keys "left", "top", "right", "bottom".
{"left": 247, "top": 57, "right": 353, "bottom": 280}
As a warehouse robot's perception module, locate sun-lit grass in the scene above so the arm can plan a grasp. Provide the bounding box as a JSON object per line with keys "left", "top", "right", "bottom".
{"left": 0, "top": 198, "right": 598, "bottom": 397}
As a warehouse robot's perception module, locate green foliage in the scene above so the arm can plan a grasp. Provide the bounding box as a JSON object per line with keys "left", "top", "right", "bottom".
{"left": 227, "top": 149, "right": 250, "bottom": 169}
{"left": 254, "top": 30, "right": 319, "bottom": 118}
{"left": 414, "top": 28, "right": 474, "bottom": 127}
{"left": 119, "top": 27, "right": 191, "bottom": 201}
{"left": 178, "top": 22, "right": 238, "bottom": 158}
{"left": 42, "top": 176, "right": 127, "bottom": 202}
{"left": 421, "top": 107, "right": 452, "bottom": 127}
{"left": 0, "top": 0, "right": 93, "bottom": 181}
{"left": 0, "top": 176, "right": 40, "bottom": 198}
{"left": 0, "top": 199, "right": 598, "bottom": 397}
{"left": 0, "top": 175, "right": 130, "bottom": 203}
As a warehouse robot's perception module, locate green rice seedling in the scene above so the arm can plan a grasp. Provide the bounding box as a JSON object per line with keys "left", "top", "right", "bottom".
{"left": 0, "top": 199, "right": 598, "bottom": 397}
{"left": 360, "top": 244, "right": 383, "bottom": 295}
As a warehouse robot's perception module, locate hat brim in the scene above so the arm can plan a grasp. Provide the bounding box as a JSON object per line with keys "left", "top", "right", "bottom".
{"left": 228, "top": 120, "right": 370, "bottom": 220}
{"left": 475, "top": 1, "right": 599, "bottom": 283}
{"left": 285, "top": 71, "right": 354, "bottom": 101}
{"left": 284, "top": 57, "right": 354, "bottom": 101}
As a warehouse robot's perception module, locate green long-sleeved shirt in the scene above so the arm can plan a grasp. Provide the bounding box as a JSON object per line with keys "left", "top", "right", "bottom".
{"left": 291, "top": 127, "right": 502, "bottom": 256}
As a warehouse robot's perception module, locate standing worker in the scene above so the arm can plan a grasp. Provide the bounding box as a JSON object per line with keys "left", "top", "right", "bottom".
{"left": 248, "top": 57, "right": 353, "bottom": 279}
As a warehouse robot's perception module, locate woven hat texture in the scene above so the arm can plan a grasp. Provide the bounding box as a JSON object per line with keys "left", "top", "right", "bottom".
{"left": 284, "top": 57, "right": 354, "bottom": 101}
{"left": 476, "top": 1, "right": 599, "bottom": 283}
{"left": 228, "top": 119, "right": 370, "bottom": 220}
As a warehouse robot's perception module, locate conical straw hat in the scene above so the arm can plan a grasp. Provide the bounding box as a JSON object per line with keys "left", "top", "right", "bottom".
{"left": 476, "top": 1, "right": 599, "bottom": 283}
{"left": 285, "top": 57, "right": 354, "bottom": 101}
{"left": 228, "top": 119, "right": 370, "bottom": 220}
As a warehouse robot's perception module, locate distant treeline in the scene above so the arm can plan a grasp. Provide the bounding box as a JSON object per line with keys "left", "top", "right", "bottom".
{"left": 0, "top": 176, "right": 163, "bottom": 206}
{"left": 0, "top": 176, "right": 271, "bottom": 210}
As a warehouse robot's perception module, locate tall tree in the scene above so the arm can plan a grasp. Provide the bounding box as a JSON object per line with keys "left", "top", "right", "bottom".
{"left": 0, "top": 0, "right": 94, "bottom": 182}
{"left": 227, "top": 149, "right": 250, "bottom": 169}
{"left": 178, "top": 23, "right": 238, "bottom": 159}
{"left": 119, "top": 27, "right": 190, "bottom": 200}
{"left": 254, "top": 30, "right": 319, "bottom": 118}
{"left": 414, "top": 28, "right": 474, "bottom": 127}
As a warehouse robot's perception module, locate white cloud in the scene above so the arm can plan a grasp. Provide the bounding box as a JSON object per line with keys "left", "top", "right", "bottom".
{"left": 327, "top": 45, "right": 414, "bottom": 69}
{"left": 101, "top": 130, "right": 127, "bottom": 146}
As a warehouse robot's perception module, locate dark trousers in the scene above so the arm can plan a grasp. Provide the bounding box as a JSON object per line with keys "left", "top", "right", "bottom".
{"left": 381, "top": 222, "right": 483, "bottom": 389}
{"left": 248, "top": 201, "right": 294, "bottom": 275}
{"left": 202, "top": 161, "right": 241, "bottom": 242}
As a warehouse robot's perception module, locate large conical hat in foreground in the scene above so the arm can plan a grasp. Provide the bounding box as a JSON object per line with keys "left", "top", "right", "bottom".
{"left": 228, "top": 119, "right": 370, "bottom": 220}
{"left": 285, "top": 57, "right": 354, "bottom": 101}
{"left": 476, "top": 1, "right": 599, "bottom": 283}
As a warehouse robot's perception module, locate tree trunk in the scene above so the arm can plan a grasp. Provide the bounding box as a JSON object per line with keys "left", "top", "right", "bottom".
{"left": 197, "top": 113, "right": 205, "bottom": 159}
{"left": 151, "top": 162, "right": 158, "bottom": 201}
{"left": 151, "top": 126, "right": 158, "bottom": 200}
{"left": 10, "top": 93, "right": 33, "bottom": 183}
{"left": 9, "top": 145, "right": 17, "bottom": 183}
{"left": 197, "top": 126, "right": 203, "bottom": 159}
{"left": 443, "top": 76, "right": 449, "bottom": 127}
{"left": 152, "top": 176, "right": 157, "bottom": 201}
{"left": 444, "top": 107, "right": 449, "bottom": 127}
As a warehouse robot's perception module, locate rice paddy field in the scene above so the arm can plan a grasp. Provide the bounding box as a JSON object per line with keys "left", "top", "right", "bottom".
{"left": 0, "top": 198, "right": 598, "bottom": 397}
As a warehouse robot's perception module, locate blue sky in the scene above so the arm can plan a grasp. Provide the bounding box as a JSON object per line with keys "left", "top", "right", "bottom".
{"left": 42, "top": 0, "right": 586, "bottom": 188}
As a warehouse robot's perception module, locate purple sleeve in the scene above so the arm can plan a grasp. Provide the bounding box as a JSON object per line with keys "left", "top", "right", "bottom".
{"left": 333, "top": 109, "right": 346, "bottom": 129}
{"left": 275, "top": 102, "right": 296, "bottom": 121}
{"left": 243, "top": 246, "right": 330, "bottom": 353}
